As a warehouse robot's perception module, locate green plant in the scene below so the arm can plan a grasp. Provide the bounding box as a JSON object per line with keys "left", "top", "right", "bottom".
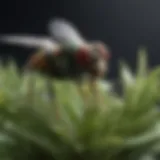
{"left": 0, "top": 48, "right": 160, "bottom": 160}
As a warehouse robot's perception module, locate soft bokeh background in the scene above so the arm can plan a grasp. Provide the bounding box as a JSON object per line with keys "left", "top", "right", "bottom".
{"left": 0, "top": 0, "right": 160, "bottom": 79}
{"left": 1, "top": 2, "right": 160, "bottom": 159}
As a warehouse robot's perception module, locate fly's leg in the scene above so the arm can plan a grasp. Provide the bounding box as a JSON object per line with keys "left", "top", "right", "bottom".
{"left": 46, "top": 78, "right": 59, "bottom": 119}
{"left": 46, "top": 78, "right": 55, "bottom": 101}
{"left": 23, "top": 67, "right": 35, "bottom": 102}
{"left": 88, "top": 76, "right": 101, "bottom": 106}
{"left": 89, "top": 76, "right": 106, "bottom": 109}
{"left": 75, "top": 79, "right": 91, "bottom": 107}
{"left": 23, "top": 50, "right": 45, "bottom": 102}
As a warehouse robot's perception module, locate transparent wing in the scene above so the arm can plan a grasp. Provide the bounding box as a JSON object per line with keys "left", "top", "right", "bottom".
{"left": 48, "top": 18, "right": 86, "bottom": 46}
{"left": 0, "top": 34, "right": 59, "bottom": 51}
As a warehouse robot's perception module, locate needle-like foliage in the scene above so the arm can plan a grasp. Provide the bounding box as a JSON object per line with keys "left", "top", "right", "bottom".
{"left": 0, "top": 48, "right": 160, "bottom": 160}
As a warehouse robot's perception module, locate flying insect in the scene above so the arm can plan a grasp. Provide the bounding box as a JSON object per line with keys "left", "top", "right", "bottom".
{"left": 0, "top": 18, "right": 111, "bottom": 105}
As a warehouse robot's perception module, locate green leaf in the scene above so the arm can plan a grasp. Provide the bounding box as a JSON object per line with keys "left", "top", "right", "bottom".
{"left": 0, "top": 49, "right": 160, "bottom": 160}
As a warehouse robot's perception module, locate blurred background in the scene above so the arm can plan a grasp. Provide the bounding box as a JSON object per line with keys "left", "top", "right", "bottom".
{"left": 0, "top": 0, "right": 160, "bottom": 79}
{"left": 1, "top": 1, "right": 160, "bottom": 160}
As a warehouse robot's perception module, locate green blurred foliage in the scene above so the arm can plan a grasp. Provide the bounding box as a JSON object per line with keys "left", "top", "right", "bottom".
{"left": 0, "top": 48, "right": 160, "bottom": 160}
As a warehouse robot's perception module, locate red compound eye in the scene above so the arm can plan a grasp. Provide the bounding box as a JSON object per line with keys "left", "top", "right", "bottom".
{"left": 76, "top": 47, "right": 90, "bottom": 65}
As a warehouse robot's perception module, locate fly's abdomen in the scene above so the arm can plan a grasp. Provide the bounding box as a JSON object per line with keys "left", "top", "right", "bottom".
{"left": 26, "top": 51, "right": 50, "bottom": 73}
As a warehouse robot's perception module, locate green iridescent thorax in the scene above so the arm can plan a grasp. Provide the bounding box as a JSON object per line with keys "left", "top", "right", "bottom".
{"left": 61, "top": 43, "right": 81, "bottom": 54}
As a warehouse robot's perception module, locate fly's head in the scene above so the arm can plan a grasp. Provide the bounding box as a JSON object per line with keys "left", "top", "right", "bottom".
{"left": 75, "top": 42, "right": 111, "bottom": 78}
{"left": 89, "top": 41, "right": 111, "bottom": 78}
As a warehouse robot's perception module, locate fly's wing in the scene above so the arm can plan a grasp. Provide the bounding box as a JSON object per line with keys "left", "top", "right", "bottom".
{"left": 48, "top": 18, "right": 87, "bottom": 47}
{"left": 0, "top": 34, "right": 59, "bottom": 52}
